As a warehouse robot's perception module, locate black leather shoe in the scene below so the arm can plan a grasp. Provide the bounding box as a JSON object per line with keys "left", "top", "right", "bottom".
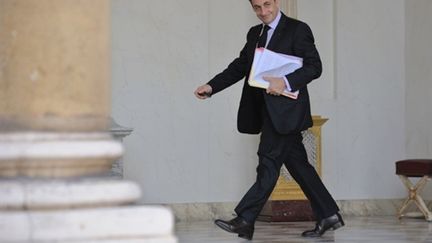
{"left": 214, "top": 217, "right": 254, "bottom": 240}
{"left": 302, "top": 213, "right": 344, "bottom": 237}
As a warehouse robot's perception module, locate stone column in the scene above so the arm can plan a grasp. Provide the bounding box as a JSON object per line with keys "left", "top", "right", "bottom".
{"left": 0, "top": 1, "right": 176, "bottom": 242}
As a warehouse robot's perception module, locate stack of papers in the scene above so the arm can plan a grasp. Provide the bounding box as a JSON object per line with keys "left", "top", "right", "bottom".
{"left": 248, "top": 48, "right": 303, "bottom": 99}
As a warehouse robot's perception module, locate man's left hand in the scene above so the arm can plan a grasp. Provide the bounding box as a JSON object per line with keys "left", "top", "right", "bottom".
{"left": 263, "top": 76, "right": 286, "bottom": 96}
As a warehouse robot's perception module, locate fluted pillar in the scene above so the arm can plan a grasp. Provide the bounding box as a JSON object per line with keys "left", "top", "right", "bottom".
{"left": 0, "top": 1, "right": 176, "bottom": 242}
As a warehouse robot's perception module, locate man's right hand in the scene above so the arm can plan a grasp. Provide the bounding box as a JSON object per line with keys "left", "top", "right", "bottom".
{"left": 194, "top": 84, "right": 213, "bottom": 99}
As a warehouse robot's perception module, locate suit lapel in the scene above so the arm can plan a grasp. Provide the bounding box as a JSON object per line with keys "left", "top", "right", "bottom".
{"left": 267, "top": 14, "right": 288, "bottom": 51}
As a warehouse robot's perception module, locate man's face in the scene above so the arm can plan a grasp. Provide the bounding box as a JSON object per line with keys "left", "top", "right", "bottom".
{"left": 250, "top": 0, "right": 279, "bottom": 25}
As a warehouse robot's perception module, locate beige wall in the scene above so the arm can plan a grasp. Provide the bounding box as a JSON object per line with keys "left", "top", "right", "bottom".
{"left": 405, "top": 0, "right": 432, "bottom": 198}
{"left": 405, "top": 1, "right": 432, "bottom": 158}
{"left": 300, "top": 0, "right": 406, "bottom": 200}
{"left": 111, "top": 0, "right": 431, "bottom": 203}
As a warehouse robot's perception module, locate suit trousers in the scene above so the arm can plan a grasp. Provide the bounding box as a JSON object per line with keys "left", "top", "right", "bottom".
{"left": 234, "top": 108, "right": 339, "bottom": 223}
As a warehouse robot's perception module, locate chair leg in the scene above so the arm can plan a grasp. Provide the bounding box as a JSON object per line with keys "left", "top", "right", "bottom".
{"left": 398, "top": 175, "right": 414, "bottom": 218}
{"left": 398, "top": 197, "right": 412, "bottom": 219}
{"left": 413, "top": 176, "right": 432, "bottom": 221}
{"left": 414, "top": 194, "right": 432, "bottom": 221}
{"left": 398, "top": 175, "right": 432, "bottom": 221}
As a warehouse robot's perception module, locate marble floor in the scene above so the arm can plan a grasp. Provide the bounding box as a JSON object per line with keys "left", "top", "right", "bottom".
{"left": 176, "top": 216, "right": 432, "bottom": 242}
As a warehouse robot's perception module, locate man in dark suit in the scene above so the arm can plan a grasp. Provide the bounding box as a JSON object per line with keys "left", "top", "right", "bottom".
{"left": 194, "top": 0, "right": 343, "bottom": 240}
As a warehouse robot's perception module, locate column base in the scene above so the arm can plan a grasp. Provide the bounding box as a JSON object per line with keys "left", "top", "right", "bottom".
{"left": 0, "top": 206, "right": 176, "bottom": 242}
{"left": 0, "top": 132, "right": 123, "bottom": 178}
{"left": 0, "top": 179, "right": 177, "bottom": 242}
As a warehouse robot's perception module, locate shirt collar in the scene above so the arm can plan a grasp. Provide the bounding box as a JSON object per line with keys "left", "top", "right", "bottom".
{"left": 266, "top": 11, "right": 282, "bottom": 30}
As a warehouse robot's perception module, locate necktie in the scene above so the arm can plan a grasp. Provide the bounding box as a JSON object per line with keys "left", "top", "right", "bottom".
{"left": 257, "top": 25, "right": 270, "bottom": 48}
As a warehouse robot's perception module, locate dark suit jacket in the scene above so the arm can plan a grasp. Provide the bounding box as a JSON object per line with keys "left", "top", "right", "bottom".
{"left": 207, "top": 13, "right": 322, "bottom": 135}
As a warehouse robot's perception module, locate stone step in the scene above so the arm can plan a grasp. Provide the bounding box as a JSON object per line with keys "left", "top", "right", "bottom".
{"left": 0, "top": 206, "right": 176, "bottom": 242}
{"left": 0, "top": 179, "right": 141, "bottom": 209}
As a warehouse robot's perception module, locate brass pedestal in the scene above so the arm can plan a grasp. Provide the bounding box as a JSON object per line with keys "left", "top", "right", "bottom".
{"left": 258, "top": 116, "right": 327, "bottom": 222}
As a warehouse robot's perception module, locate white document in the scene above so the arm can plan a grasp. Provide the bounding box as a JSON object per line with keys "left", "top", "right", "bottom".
{"left": 248, "top": 48, "right": 303, "bottom": 99}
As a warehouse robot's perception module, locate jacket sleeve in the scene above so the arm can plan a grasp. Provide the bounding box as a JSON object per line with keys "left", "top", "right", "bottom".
{"left": 207, "top": 29, "right": 254, "bottom": 95}
{"left": 285, "top": 22, "right": 322, "bottom": 91}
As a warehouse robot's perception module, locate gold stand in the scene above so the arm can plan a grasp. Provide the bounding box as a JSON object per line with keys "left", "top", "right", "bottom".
{"left": 258, "top": 116, "right": 328, "bottom": 221}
